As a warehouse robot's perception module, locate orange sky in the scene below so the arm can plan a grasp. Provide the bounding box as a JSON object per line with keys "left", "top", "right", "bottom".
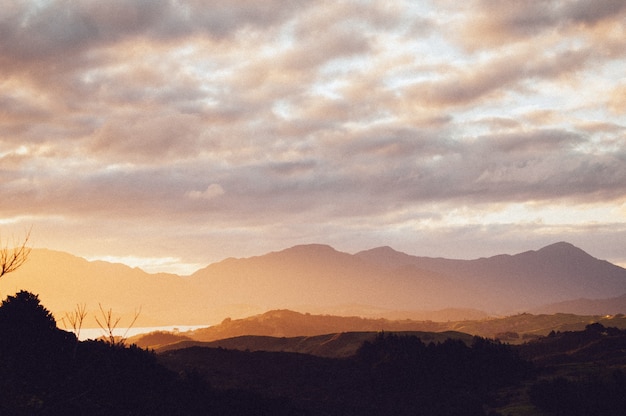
{"left": 1, "top": 1, "right": 625, "bottom": 274}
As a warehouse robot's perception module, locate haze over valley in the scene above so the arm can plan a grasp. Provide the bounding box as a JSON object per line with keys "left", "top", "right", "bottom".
{"left": 3, "top": 241, "right": 625, "bottom": 329}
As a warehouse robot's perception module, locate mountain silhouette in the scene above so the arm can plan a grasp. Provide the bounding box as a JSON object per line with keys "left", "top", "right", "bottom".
{"left": 2, "top": 242, "right": 625, "bottom": 326}
{"left": 355, "top": 241, "right": 626, "bottom": 312}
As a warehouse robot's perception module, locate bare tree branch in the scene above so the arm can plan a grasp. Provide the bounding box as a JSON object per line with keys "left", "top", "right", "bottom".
{"left": 95, "top": 303, "right": 121, "bottom": 346}
{"left": 0, "top": 228, "right": 32, "bottom": 279}
{"left": 65, "top": 303, "right": 88, "bottom": 340}
{"left": 95, "top": 303, "right": 142, "bottom": 347}
{"left": 120, "top": 306, "right": 142, "bottom": 343}
{"left": 64, "top": 303, "right": 88, "bottom": 359}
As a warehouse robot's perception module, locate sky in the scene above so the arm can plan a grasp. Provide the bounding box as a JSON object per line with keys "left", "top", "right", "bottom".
{"left": 1, "top": 0, "right": 625, "bottom": 275}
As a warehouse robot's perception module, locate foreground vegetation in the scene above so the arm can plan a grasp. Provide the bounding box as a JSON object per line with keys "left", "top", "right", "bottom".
{"left": 0, "top": 291, "right": 296, "bottom": 415}
{"left": 2, "top": 291, "right": 626, "bottom": 415}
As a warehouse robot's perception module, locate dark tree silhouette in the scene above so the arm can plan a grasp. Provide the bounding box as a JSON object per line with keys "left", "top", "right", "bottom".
{"left": 0, "top": 291, "right": 299, "bottom": 415}
{"left": 0, "top": 290, "right": 61, "bottom": 352}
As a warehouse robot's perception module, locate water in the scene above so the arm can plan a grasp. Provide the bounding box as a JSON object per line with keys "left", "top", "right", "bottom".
{"left": 76, "top": 325, "right": 209, "bottom": 341}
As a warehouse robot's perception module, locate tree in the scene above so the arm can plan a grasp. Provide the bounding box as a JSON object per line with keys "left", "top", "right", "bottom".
{"left": 0, "top": 290, "right": 57, "bottom": 335}
{"left": 0, "top": 229, "right": 31, "bottom": 279}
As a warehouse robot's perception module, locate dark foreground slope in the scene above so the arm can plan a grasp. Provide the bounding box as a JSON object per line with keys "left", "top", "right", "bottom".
{"left": 159, "top": 333, "right": 532, "bottom": 416}
{"left": 0, "top": 291, "right": 300, "bottom": 416}
{"left": 157, "top": 323, "right": 626, "bottom": 416}
{"left": 519, "top": 323, "right": 626, "bottom": 416}
{"left": 3, "top": 289, "right": 531, "bottom": 416}
{"left": 4, "top": 290, "right": 626, "bottom": 416}
{"left": 154, "top": 330, "right": 473, "bottom": 357}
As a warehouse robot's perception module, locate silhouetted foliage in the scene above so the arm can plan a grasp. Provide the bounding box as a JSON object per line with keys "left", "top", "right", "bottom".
{"left": 0, "top": 291, "right": 300, "bottom": 415}
{"left": 351, "top": 333, "right": 532, "bottom": 415}
{"left": 0, "top": 291, "right": 76, "bottom": 414}
{"left": 6, "top": 292, "right": 625, "bottom": 415}
{"left": 520, "top": 323, "right": 626, "bottom": 415}
{"left": 529, "top": 373, "right": 626, "bottom": 416}
{"left": 518, "top": 322, "right": 626, "bottom": 366}
{"left": 0, "top": 291, "right": 56, "bottom": 334}
{"left": 159, "top": 332, "right": 533, "bottom": 416}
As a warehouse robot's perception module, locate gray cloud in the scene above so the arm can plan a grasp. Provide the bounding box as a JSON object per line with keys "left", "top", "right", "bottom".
{"left": 0, "top": 0, "right": 308, "bottom": 64}
{"left": 455, "top": 0, "right": 626, "bottom": 45}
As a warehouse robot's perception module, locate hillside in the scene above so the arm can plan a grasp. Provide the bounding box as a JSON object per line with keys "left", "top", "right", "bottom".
{"left": 127, "top": 309, "right": 626, "bottom": 353}
{"left": 149, "top": 331, "right": 474, "bottom": 357}
{"left": 186, "top": 309, "right": 447, "bottom": 341}
{"left": 3, "top": 242, "right": 626, "bottom": 327}
{"left": 158, "top": 332, "right": 533, "bottom": 416}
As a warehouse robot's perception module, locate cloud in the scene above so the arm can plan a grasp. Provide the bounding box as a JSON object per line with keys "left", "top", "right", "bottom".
{"left": 89, "top": 112, "right": 209, "bottom": 162}
{"left": 0, "top": 1, "right": 624, "bottom": 270}
{"left": 608, "top": 84, "right": 626, "bottom": 114}
{"left": 452, "top": 0, "right": 626, "bottom": 48}
{"left": 0, "top": 0, "right": 308, "bottom": 65}
{"left": 186, "top": 184, "right": 225, "bottom": 200}
{"left": 403, "top": 45, "right": 593, "bottom": 108}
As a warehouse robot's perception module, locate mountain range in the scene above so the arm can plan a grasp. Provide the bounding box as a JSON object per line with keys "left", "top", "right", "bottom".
{"left": 1, "top": 242, "right": 625, "bottom": 327}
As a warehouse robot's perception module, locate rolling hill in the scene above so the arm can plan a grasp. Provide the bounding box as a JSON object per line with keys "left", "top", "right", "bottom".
{"left": 127, "top": 308, "right": 626, "bottom": 352}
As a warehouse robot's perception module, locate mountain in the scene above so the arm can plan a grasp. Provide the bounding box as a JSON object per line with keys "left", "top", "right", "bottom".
{"left": 2, "top": 242, "right": 626, "bottom": 327}
{"left": 0, "top": 249, "right": 200, "bottom": 326}
{"left": 186, "top": 244, "right": 483, "bottom": 313}
{"left": 188, "top": 241, "right": 626, "bottom": 315}
{"left": 188, "top": 244, "right": 389, "bottom": 309}
{"left": 355, "top": 241, "right": 626, "bottom": 312}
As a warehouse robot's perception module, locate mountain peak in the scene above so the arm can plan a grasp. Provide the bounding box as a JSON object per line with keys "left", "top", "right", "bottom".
{"left": 354, "top": 246, "right": 417, "bottom": 269}
{"left": 273, "top": 244, "right": 341, "bottom": 259}
{"left": 282, "top": 244, "right": 337, "bottom": 253}
{"left": 357, "top": 246, "right": 402, "bottom": 255}
{"left": 536, "top": 241, "right": 593, "bottom": 258}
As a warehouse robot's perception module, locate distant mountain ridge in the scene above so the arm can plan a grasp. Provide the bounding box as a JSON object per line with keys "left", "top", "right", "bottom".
{"left": 354, "top": 242, "right": 626, "bottom": 311}
{"left": 2, "top": 242, "right": 625, "bottom": 326}
{"left": 531, "top": 293, "right": 626, "bottom": 315}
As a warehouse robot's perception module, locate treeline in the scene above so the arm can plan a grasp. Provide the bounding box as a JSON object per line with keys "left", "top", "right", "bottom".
{"left": 352, "top": 333, "right": 533, "bottom": 415}
{"left": 159, "top": 331, "right": 534, "bottom": 416}
{"left": 529, "top": 373, "right": 626, "bottom": 416}
{"left": 521, "top": 323, "right": 626, "bottom": 416}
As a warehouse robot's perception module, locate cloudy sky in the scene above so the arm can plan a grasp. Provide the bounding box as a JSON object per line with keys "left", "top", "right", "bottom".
{"left": 1, "top": 0, "right": 625, "bottom": 274}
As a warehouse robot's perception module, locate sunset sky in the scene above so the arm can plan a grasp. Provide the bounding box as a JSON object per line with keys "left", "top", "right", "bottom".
{"left": 1, "top": 0, "right": 625, "bottom": 274}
